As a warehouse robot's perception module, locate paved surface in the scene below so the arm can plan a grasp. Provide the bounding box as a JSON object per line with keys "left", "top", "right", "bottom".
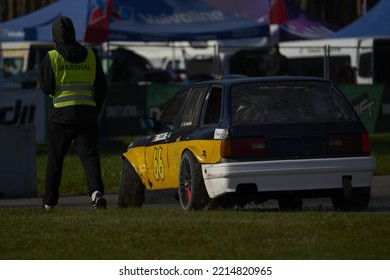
{"left": 0, "top": 176, "right": 389, "bottom": 211}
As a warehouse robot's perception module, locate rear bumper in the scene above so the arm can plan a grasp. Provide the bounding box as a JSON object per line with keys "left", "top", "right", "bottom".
{"left": 201, "top": 157, "right": 376, "bottom": 198}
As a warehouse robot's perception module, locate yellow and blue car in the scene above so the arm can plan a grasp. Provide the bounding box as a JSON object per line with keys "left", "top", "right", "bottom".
{"left": 119, "top": 76, "right": 376, "bottom": 211}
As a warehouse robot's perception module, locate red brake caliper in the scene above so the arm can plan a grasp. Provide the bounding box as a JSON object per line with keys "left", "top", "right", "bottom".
{"left": 185, "top": 180, "right": 191, "bottom": 202}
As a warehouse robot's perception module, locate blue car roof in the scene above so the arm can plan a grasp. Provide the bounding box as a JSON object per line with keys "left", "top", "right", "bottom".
{"left": 195, "top": 76, "right": 333, "bottom": 86}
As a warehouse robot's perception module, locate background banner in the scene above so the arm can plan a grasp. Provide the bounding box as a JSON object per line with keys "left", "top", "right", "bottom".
{"left": 339, "top": 84, "right": 389, "bottom": 133}
{"left": 0, "top": 89, "right": 46, "bottom": 142}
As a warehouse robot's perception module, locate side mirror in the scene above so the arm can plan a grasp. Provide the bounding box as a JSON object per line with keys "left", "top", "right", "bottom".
{"left": 140, "top": 117, "right": 160, "bottom": 132}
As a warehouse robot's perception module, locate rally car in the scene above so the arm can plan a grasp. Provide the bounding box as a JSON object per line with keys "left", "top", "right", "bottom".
{"left": 118, "top": 75, "right": 376, "bottom": 211}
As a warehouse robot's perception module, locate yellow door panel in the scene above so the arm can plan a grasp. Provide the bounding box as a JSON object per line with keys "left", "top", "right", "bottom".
{"left": 123, "top": 138, "right": 222, "bottom": 191}
{"left": 145, "top": 144, "right": 170, "bottom": 190}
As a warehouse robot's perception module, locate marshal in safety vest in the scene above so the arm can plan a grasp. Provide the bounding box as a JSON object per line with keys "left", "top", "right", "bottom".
{"left": 48, "top": 48, "right": 96, "bottom": 108}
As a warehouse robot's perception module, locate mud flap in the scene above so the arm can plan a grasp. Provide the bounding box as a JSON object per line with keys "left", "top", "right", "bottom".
{"left": 342, "top": 176, "right": 352, "bottom": 200}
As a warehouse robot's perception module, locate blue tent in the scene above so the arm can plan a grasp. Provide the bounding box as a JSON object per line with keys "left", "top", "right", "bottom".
{"left": 331, "top": 0, "right": 390, "bottom": 38}
{"left": 0, "top": 0, "right": 270, "bottom": 43}
{"left": 0, "top": 0, "right": 89, "bottom": 41}
{"left": 85, "top": 0, "right": 270, "bottom": 42}
{"left": 278, "top": 1, "right": 340, "bottom": 41}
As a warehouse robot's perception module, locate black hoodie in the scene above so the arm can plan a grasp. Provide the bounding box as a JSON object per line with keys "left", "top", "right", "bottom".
{"left": 39, "top": 16, "right": 108, "bottom": 124}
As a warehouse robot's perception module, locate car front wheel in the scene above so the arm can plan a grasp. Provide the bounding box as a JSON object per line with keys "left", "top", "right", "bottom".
{"left": 178, "top": 151, "right": 210, "bottom": 210}
{"left": 118, "top": 159, "right": 145, "bottom": 208}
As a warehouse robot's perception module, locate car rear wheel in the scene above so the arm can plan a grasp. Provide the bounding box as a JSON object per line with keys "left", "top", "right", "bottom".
{"left": 331, "top": 187, "right": 371, "bottom": 211}
{"left": 118, "top": 159, "right": 145, "bottom": 208}
{"left": 179, "top": 151, "right": 210, "bottom": 210}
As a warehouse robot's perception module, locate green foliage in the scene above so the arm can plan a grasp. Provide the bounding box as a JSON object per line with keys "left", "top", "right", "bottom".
{"left": 1, "top": 208, "right": 390, "bottom": 260}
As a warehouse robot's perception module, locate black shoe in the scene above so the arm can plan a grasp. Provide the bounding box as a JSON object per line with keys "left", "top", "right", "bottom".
{"left": 92, "top": 193, "right": 107, "bottom": 209}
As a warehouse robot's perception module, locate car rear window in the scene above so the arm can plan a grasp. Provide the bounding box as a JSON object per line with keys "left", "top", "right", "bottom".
{"left": 231, "top": 81, "right": 357, "bottom": 124}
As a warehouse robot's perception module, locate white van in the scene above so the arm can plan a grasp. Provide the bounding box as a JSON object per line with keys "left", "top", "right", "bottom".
{"left": 1, "top": 41, "right": 53, "bottom": 75}
{"left": 102, "top": 41, "right": 219, "bottom": 79}
{"left": 279, "top": 37, "right": 390, "bottom": 84}
{"left": 0, "top": 41, "right": 53, "bottom": 89}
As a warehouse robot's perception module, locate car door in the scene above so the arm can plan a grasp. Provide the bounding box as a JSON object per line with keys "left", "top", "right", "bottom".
{"left": 143, "top": 88, "right": 190, "bottom": 190}
{"left": 165, "top": 85, "right": 210, "bottom": 184}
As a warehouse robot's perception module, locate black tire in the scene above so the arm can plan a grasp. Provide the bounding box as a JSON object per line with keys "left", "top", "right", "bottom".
{"left": 331, "top": 187, "right": 371, "bottom": 211}
{"left": 178, "top": 150, "right": 210, "bottom": 210}
{"left": 118, "top": 159, "right": 145, "bottom": 208}
{"left": 277, "top": 195, "right": 303, "bottom": 211}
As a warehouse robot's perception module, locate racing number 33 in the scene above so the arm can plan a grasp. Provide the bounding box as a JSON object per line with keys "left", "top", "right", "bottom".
{"left": 153, "top": 147, "right": 165, "bottom": 181}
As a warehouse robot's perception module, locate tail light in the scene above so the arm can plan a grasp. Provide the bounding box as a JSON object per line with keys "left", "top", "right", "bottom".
{"left": 221, "top": 137, "right": 267, "bottom": 158}
{"left": 328, "top": 133, "right": 370, "bottom": 154}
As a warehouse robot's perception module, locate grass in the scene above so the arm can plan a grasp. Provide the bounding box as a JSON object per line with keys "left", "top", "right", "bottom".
{"left": 1, "top": 208, "right": 390, "bottom": 260}
{"left": 2, "top": 133, "right": 388, "bottom": 260}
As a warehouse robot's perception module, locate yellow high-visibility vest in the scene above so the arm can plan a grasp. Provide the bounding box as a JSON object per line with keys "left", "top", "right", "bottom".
{"left": 49, "top": 48, "right": 96, "bottom": 108}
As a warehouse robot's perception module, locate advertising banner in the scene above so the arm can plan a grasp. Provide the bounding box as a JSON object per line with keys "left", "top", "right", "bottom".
{"left": 100, "top": 84, "right": 185, "bottom": 138}
{"left": 146, "top": 84, "right": 185, "bottom": 119}
{"left": 339, "top": 84, "right": 389, "bottom": 133}
{"left": 0, "top": 89, "right": 46, "bottom": 142}
{"left": 100, "top": 85, "right": 147, "bottom": 138}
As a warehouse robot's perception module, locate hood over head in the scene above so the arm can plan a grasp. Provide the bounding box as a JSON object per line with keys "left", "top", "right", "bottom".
{"left": 52, "top": 16, "right": 76, "bottom": 44}
{"left": 51, "top": 16, "right": 87, "bottom": 63}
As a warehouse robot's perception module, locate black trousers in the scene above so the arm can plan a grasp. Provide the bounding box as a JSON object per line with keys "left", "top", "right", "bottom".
{"left": 43, "top": 121, "right": 105, "bottom": 206}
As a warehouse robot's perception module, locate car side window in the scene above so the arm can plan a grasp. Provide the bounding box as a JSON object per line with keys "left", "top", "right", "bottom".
{"left": 180, "top": 86, "right": 207, "bottom": 127}
{"left": 203, "top": 87, "right": 222, "bottom": 125}
{"left": 159, "top": 88, "right": 189, "bottom": 132}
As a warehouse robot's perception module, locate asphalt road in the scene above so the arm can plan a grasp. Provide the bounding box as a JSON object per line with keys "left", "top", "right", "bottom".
{"left": 0, "top": 176, "right": 389, "bottom": 211}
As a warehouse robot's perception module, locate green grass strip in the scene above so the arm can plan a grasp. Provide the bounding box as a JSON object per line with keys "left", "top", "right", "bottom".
{"left": 1, "top": 208, "right": 390, "bottom": 260}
